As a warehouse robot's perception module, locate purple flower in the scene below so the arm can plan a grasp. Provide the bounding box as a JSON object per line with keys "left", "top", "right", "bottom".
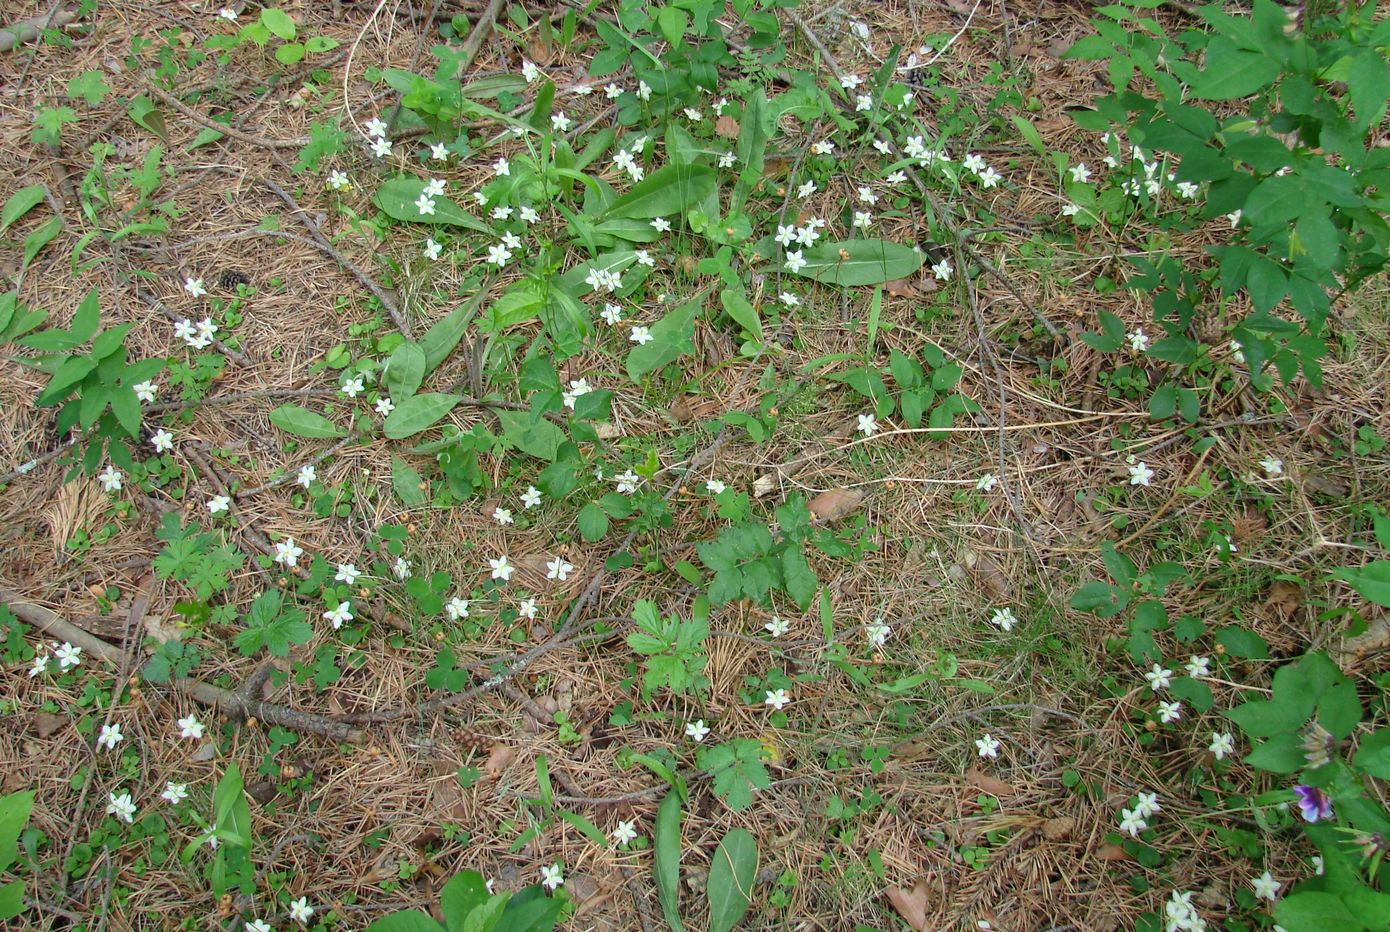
{"left": 1294, "top": 785, "right": 1333, "bottom": 823}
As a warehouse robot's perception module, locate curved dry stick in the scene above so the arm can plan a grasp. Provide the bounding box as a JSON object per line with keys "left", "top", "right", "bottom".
{"left": 142, "top": 77, "right": 311, "bottom": 149}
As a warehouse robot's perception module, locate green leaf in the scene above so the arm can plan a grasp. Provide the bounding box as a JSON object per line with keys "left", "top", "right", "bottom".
{"left": 578, "top": 503, "right": 609, "bottom": 541}
{"left": 391, "top": 456, "right": 428, "bottom": 506}
{"left": 1274, "top": 891, "right": 1364, "bottom": 931}
{"left": 384, "top": 393, "right": 462, "bottom": 439}
{"left": 0, "top": 790, "right": 35, "bottom": 875}
{"left": 653, "top": 791, "right": 685, "bottom": 932}
{"left": 440, "top": 871, "right": 491, "bottom": 928}
{"left": 365, "top": 912, "right": 447, "bottom": 932}
{"left": 626, "top": 298, "right": 700, "bottom": 380}
{"left": 19, "top": 215, "right": 62, "bottom": 278}
{"left": 1355, "top": 730, "right": 1390, "bottom": 781}
{"left": 419, "top": 291, "right": 485, "bottom": 373}
{"left": 1191, "top": 38, "right": 1280, "bottom": 100}
{"left": 1215, "top": 626, "right": 1269, "bottom": 659}
{"left": 785, "top": 239, "right": 925, "bottom": 287}
{"left": 0, "top": 879, "right": 24, "bottom": 920}
{"left": 1243, "top": 733, "right": 1306, "bottom": 774}
{"left": 720, "top": 288, "right": 762, "bottom": 341}
{"left": 1333, "top": 562, "right": 1390, "bottom": 607}
{"left": 375, "top": 177, "right": 492, "bottom": 233}
{"left": 260, "top": 7, "right": 297, "bottom": 40}
{"left": 0, "top": 184, "right": 46, "bottom": 235}
{"left": 480, "top": 281, "right": 545, "bottom": 333}
{"left": 655, "top": 5, "right": 689, "bottom": 46}
{"left": 604, "top": 164, "right": 716, "bottom": 220}
{"left": 385, "top": 342, "right": 427, "bottom": 398}
{"left": 497, "top": 410, "right": 565, "bottom": 461}
{"left": 707, "top": 828, "right": 757, "bottom": 932}
{"left": 269, "top": 404, "right": 346, "bottom": 439}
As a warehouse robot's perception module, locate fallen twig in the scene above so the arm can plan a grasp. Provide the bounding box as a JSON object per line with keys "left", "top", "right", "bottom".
{"left": 142, "top": 77, "right": 311, "bottom": 149}
{"left": 0, "top": 7, "right": 76, "bottom": 53}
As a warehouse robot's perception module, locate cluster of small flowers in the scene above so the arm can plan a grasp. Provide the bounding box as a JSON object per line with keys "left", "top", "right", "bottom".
{"left": 585, "top": 266, "right": 623, "bottom": 293}
{"left": 1118, "top": 791, "right": 1162, "bottom": 837}
{"left": 961, "top": 153, "right": 1002, "bottom": 190}
{"left": 774, "top": 217, "right": 826, "bottom": 250}
{"left": 1164, "top": 890, "right": 1207, "bottom": 932}
{"left": 364, "top": 116, "right": 393, "bottom": 158}
{"left": 611, "top": 140, "right": 647, "bottom": 182}
{"left": 27, "top": 641, "right": 82, "bottom": 677}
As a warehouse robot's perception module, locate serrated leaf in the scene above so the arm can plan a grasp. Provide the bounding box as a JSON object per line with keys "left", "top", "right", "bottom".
{"left": 383, "top": 393, "right": 462, "bottom": 439}
{"left": 785, "top": 239, "right": 925, "bottom": 287}
{"left": 269, "top": 404, "right": 346, "bottom": 439}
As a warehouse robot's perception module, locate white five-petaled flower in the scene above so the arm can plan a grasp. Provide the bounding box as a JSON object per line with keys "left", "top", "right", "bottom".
{"left": 866, "top": 620, "right": 890, "bottom": 649}
{"left": 424, "top": 177, "right": 445, "bottom": 197}
{"left": 1128, "top": 461, "right": 1154, "bottom": 486}
{"left": 841, "top": 73, "right": 863, "bottom": 89}
{"left": 274, "top": 537, "right": 304, "bottom": 568}
{"left": 107, "top": 791, "right": 136, "bottom": 823}
{"left": 1251, "top": 870, "right": 1281, "bottom": 902}
{"left": 375, "top": 396, "right": 395, "bottom": 417}
{"left": 719, "top": 151, "right": 737, "bottom": 168}
{"left": 370, "top": 137, "right": 393, "bottom": 158}
{"left": 1069, "top": 163, "right": 1092, "bottom": 184}
{"left": 975, "top": 733, "right": 1002, "bottom": 758}
{"left": 1128, "top": 329, "right": 1149, "bottom": 351}
{"left": 931, "top": 258, "right": 953, "bottom": 282}
{"left": 493, "top": 507, "right": 514, "bottom": 526}
{"left": 635, "top": 249, "right": 654, "bottom": 268}
{"left": 341, "top": 377, "right": 365, "bottom": 399}
{"left": 150, "top": 429, "right": 174, "bottom": 453}
{"left": 963, "top": 153, "right": 986, "bottom": 174}
{"left": 365, "top": 117, "right": 388, "bottom": 138}
{"left": 1227, "top": 209, "right": 1243, "bottom": 228}
{"left": 520, "top": 205, "right": 539, "bottom": 224}
{"left": 55, "top": 642, "right": 82, "bottom": 669}
{"left": 323, "top": 601, "right": 353, "bottom": 630}
{"left": 207, "top": 494, "right": 231, "bottom": 515}
{"left": 612, "top": 819, "right": 638, "bottom": 847}
{"left": 779, "top": 292, "right": 800, "bottom": 307}
{"left": 161, "top": 782, "right": 189, "bottom": 805}
{"left": 855, "top": 94, "right": 873, "bottom": 112}
{"left": 764, "top": 617, "right": 790, "bottom": 638}
{"left": 521, "top": 486, "right": 543, "bottom": 509}
{"left": 976, "top": 473, "right": 998, "bottom": 492}
{"left": 134, "top": 380, "right": 157, "bottom": 403}
{"left": 637, "top": 80, "right": 652, "bottom": 100}
{"left": 184, "top": 277, "right": 207, "bottom": 298}
{"left": 336, "top": 563, "right": 361, "bottom": 585}
{"left": 977, "top": 166, "right": 1002, "bottom": 189}
{"left": 414, "top": 194, "right": 436, "bottom": 216}
{"left": 1209, "top": 731, "right": 1235, "bottom": 760}
{"left": 297, "top": 464, "right": 316, "bottom": 488}
{"left": 490, "top": 556, "right": 515, "bottom": 581}
{"left": 541, "top": 863, "right": 564, "bottom": 891}
{"left": 487, "top": 243, "right": 513, "bottom": 267}
{"left": 288, "top": 897, "right": 314, "bottom": 924}
{"left": 650, "top": 216, "right": 672, "bottom": 233}
{"left": 857, "top": 413, "right": 877, "bottom": 437}
{"left": 521, "top": 59, "right": 541, "bottom": 83}
{"left": 1119, "top": 807, "right": 1148, "bottom": 837}
{"left": 519, "top": 598, "right": 538, "bottom": 619}
{"left": 178, "top": 714, "right": 205, "bottom": 739}
{"left": 97, "top": 723, "right": 123, "bottom": 750}
{"left": 1134, "top": 792, "right": 1161, "bottom": 819}
{"left": 1061, "top": 203, "right": 1081, "bottom": 218}
{"left": 764, "top": 688, "right": 791, "bottom": 711}
{"left": 1157, "top": 701, "right": 1182, "bottom": 723}
{"left": 430, "top": 142, "right": 449, "bottom": 160}
{"left": 628, "top": 324, "right": 653, "bottom": 346}
{"left": 327, "top": 169, "right": 351, "bottom": 191}
{"left": 218, "top": 7, "right": 237, "bottom": 21}
{"left": 551, "top": 112, "right": 572, "bottom": 132}
{"left": 601, "top": 303, "right": 623, "bottom": 326}
{"left": 562, "top": 378, "right": 592, "bottom": 410}
{"left": 245, "top": 920, "right": 272, "bottom": 932}
{"left": 990, "top": 607, "right": 1017, "bottom": 632}
{"left": 614, "top": 470, "right": 640, "bottom": 494}
{"left": 1185, "top": 655, "right": 1210, "bottom": 678}
{"left": 99, "top": 465, "right": 123, "bottom": 492}
{"left": 1145, "top": 664, "right": 1173, "bottom": 692}
{"left": 28, "top": 654, "right": 49, "bottom": 678}
{"left": 446, "top": 597, "right": 470, "bottom": 620}
{"left": 1260, "top": 456, "right": 1284, "bottom": 476}
{"left": 605, "top": 83, "right": 623, "bottom": 99}
{"left": 706, "top": 479, "right": 726, "bottom": 494}
{"left": 796, "top": 180, "right": 816, "bottom": 198}
{"left": 685, "top": 720, "right": 710, "bottom": 742}
{"left": 393, "top": 557, "right": 412, "bottom": 580}
{"left": 546, "top": 557, "right": 573, "bottom": 582}
{"left": 424, "top": 238, "right": 443, "bottom": 261}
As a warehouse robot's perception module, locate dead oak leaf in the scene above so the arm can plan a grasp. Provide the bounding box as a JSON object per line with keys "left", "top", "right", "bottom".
{"left": 884, "top": 877, "right": 931, "bottom": 931}
{"left": 808, "top": 488, "right": 864, "bottom": 523}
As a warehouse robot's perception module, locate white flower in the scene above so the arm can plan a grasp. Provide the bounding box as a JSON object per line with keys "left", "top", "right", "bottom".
{"left": 614, "top": 470, "right": 640, "bottom": 494}
{"left": 274, "top": 537, "right": 304, "bottom": 568}
{"left": 1259, "top": 456, "right": 1284, "bottom": 476}
{"left": 705, "top": 479, "right": 726, "bottom": 494}
{"left": 297, "top": 464, "right": 316, "bottom": 488}
{"left": 1176, "top": 181, "right": 1200, "bottom": 199}
{"left": 174, "top": 318, "right": 198, "bottom": 344}
{"left": 1061, "top": 203, "right": 1081, "bottom": 218}
{"left": 288, "top": 897, "right": 314, "bottom": 924}
{"left": 1229, "top": 339, "right": 1245, "bottom": 363}
{"left": 375, "top": 396, "right": 395, "bottom": 417}
{"left": 205, "top": 494, "right": 231, "bottom": 516}
{"left": 685, "top": 720, "right": 711, "bottom": 742}
{"left": 501, "top": 230, "right": 523, "bottom": 250}
{"left": 718, "top": 151, "right": 737, "bottom": 169}
{"left": 1227, "top": 209, "right": 1243, "bottom": 228}
{"left": 886, "top": 169, "right": 907, "bottom": 184}
{"left": 990, "top": 607, "right": 1017, "bottom": 631}
{"left": 1158, "top": 701, "right": 1182, "bottom": 724}
{"left": 365, "top": 117, "right": 388, "bottom": 138}
{"left": 635, "top": 249, "right": 654, "bottom": 268}
{"left": 1119, "top": 808, "right": 1148, "bottom": 837}
{"left": 521, "top": 59, "right": 541, "bottom": 83}
{"left": 423, "top": 177, "right": 446, "bottom": 198}
{"left": 518, "top": 598, "right": 538, "bottom": 619}
{"left": 764, "top": 617, "right": 790, "bottom": 638}
{"left": 487, "top": 243, "right": 513, "bottom": 267}
{"left": 423, "top": 238, "right": 443, "bottom": 261}
{"left": 1128, "top": 461, "right": 1154, "bottom": 486}
{"left": 976, "top": 473, "right": 998, "bottom": 492}
{"left": 562, "top": 378, "right": 592, "bottom": 410}
{"left": 430, "top": 142, "right": 449, "bottom": 160}
{"left": 963, "top": 153, "right": 986, "bottom": 174}
{"left": 107, "top": 791, "right": 136, "bottom": 823}
{"left": 335, "top": 564, "right": 361, "bottom": 585}
{"left": 977, "top": 166, "right": 1002, "bottom": 189}
{"left": 903, "top": 136, "right": 927, "bottom": 159}
{"left": 1128, "top": 329, "right": 1149, "bottom": 351}
{"left": 779, "top": 292, "right": 800, "bottom": 307}
{"left": 1145, "top": 664, "right": 1173, "bottom": 692}
{"left": 1312, "top": 855, "right": 1324, "bottom": 876}
{"left": 931, "top": 258, "right": 953, "bottom": 282}
{"left": 184, "top": 277, "right": 207, "bottom": 298}
{"left": 150, "top": 429, "right": 174, "bottom": 453}
{"left": 178, "top": 714, "right": 205, "bottom": 739}
{"left": 1251, "top": 871, "right": 1281, "bottom": 902}
{"left": 1134, "top": 792, "right": 1162, "bottom": 819}
{"left": 855, "top": 94, "right": 873, "bottom": 112}
{"left": 635, "top": 79, "right": 652, "bottom": 100}
{"left": 341, "top": 376, "right": 365, "bottom": 399}
{"left": 371, "top": 137, "right": 393, "bottom": 158}
{"left": 446, "top": 597, "right": 470, "bottom": 621}
{"left": 98, "top": 465, "right": 123, "bottom": 492}
{"left": 975, "top": 733, "right": 1002, "bottom": 758}
{"left": 218, "top": 7, "right": 237, "bottom": 21}
{"left": 840, "top": 74, "right": 862, "bottom": 89}
{"left": 546, "top": 557, "right": 574, "bottom": 581}
{"left": 857, "top": 185, "right": 878, "bottom": 205}
{"left": 195, "top": 317, "right": 218, "bottom": 345}
{"left": 521, "top": 486, "right": 543, "bottom": 509}
{"left": 161, "top": 782, "right": 189, "bottom": 805}
{"left": 600, "top": 303, "right": 623, "bottom": 326}
{"left": 1185, "top": 655, "right": 1210, "bottom": 678}
{"left": 572, "top": 84, "right": 594, "bottom": 96}
{"left": 133, "top": 380, "right": 157, "bottom": 403}
{"left": 246, "top": 921, "right": 272, "bottom": 932}
{"left": 764, "top": 688, "right": 791, "bottom": 711}
{"left": 784, "top": 250, "right": 807, "bottom": 273}
{"left": 323, "top": 601, "right": 353, "bottom": 630}
{"left": 493, "top": 507, "right": 514, "bottom": 526}
{"left": 774, "top": 224, "right": 797, "bottom": 247}
{"left": 853, "top": 211, "right": 872, "bottom": 229}
{"left": 490, "top": 556, "right": 515, "bottom": 581}
{"left": 327, "top": 169, "right": 351, "bottom": 191}
{"left": 857, "top": 413, "right": 877, "bottom": 437}
{"left": 414, "top": 194, "right": 437, "bottom": 216}
{"left": 393, "top": 557, "right": 412, "bottom": 580}
{"left": 682, "top": 106, "right": 702, "bottom": 120}
{"left": 1209, "top": 731, "right": 1235, "bottom": 760}
{"left": 541, "top": 863, "right": 564, "bottom": 891}
{"left": 1069, "top": 163, "right": 1092, "bottom": 184}
{"left": 873, "top": 138, "right": 893, "bottom": 155}
{"left": 612, "top": 820, "right": 638, "bottom": 847}
{"left": 650, "top": 216, "right": 672, "bottom": 233}
{"left": 97, "top": 723, "right": 123, "bottom": 750}
{"left": 796, "top": 180, "right": 816, "bottom": 198}
{"left": 629, "top": 325, "right": 653, "bottom": 346}
{"left": 519, "top": 205, "right": 539, "bottom": 224}
{"left": 812, "top": 140, "right": 834, "bottom": 156}
{"left": 551, "top": 111, "right": 572, "bottom": 132}
{"left": 866, "top": 620, "right": 890, "bottom": 649}
{"left": 55, "top": 642, "right": 82, "bottom": 669}
{"left": 605, "top": 83, "right": 623, "bottom": 99}
{"left": 28, "top": 654, "right": 49, "bottom": 678}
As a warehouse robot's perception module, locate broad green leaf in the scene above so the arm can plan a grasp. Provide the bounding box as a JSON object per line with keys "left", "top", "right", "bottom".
{"left": 260, "top": 7, "right": 296, "bottom": 40}
{"left": 440, "top": 870, "right": 491, "bottom": 929}
{"left": 0, "top": 184, "right": 46, "bottom": 235}
{"left": 0, "top": 879, "right": 24, "bottom": 920}
{"left": 1355, "top": 729, "right": 1390, "bottom": 781}
{"left": 391, "top": 456, "right": 428, "bottom": 506}
{"left": 497, "top": 410, "right": 565, "bottom": 461}
{"left": 1192, "top": 39, "right": 1280, "bottom": 100}
{"left": 653, "top": 791, "right": 685, "bottom": 932}
{"left": 0, "top": 790, "right": 35, "bottom": 874}
{"left": 604, "top": 164, "right": 716, "bottom": 220}
{"left": 707, "top": 828, "right": 757, "bottom": 932}
{"left": 384, "top": 393, "right": 462, "bottom": 439}
{"left": 1333, "top": 561, "right": 1390, "bottom": 607}
{"left": 364, "top": 912, "right": 447, "bottom": 932}
{"left": 269, "top": 404, "right": 346, "bottom": 439}
{"left": 578, "top": 502, "right": 609, "bottom": 541}
{"left": 785, "top": 239, "right": 925, "bottom": 287}
{"left": 720, "top": 288, "right": 762, "bottom": 341}
{"left": 420, "top": 290, "right": 486, "bottom": 372}
{"left": 626, "top": 298, "right": 700, "bottom": 380}
{"left": 480, "top": 281, "right": 545, "bottom": 333}
{"left": 1274, "top": 891, "right": 1363, "bottom": 931}
{"left": 375, "top": 177, "right": 492, "bottom": 233}
{"left": 385, "top": 342, "right": 427, "bottom": 398}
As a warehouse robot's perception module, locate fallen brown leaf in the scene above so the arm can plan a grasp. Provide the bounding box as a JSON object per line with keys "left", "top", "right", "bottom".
{"left": 808, "top": 487, "right": 864, "bottom": 523}
{"left": 884, "top": 877, "right": 931, "bottom": 931}
{"left": 482, "top": 742, "right": 516, "bottom": 778}
{"left": 31, "top": 712, "right": 65, "bottom": 738}
{"left": 966, "top": 768, "right": 1015, "bottom": 797}
{"left": 1263, "top": 580, "right": 1304, "bottom": 620}
{"left": 1096, "top": 843, "right": 1132, "bottom": 861}
{"left": 714, "top": 114, "right": 739, "bottom": 138}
